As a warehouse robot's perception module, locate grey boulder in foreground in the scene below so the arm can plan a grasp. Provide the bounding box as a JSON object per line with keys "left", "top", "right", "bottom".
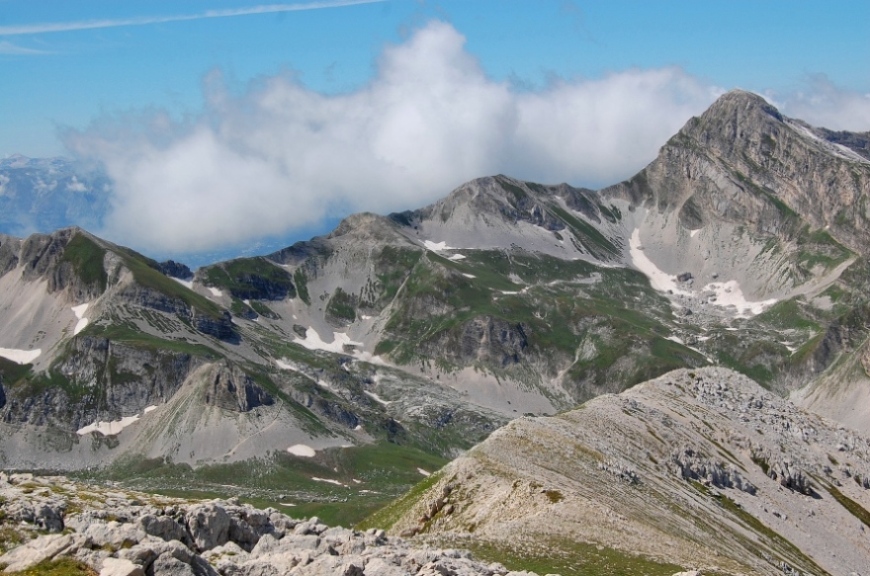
{"left": 0, "top": 473, "right": 551, "bottom": 576}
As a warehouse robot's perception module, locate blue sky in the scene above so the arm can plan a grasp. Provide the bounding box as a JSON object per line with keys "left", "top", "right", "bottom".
{"left": 1, "top": 0, "right": 869, "bottom": 256}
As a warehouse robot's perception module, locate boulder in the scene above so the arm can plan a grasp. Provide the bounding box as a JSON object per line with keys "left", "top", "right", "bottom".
{"left": 100, "top": 558, "right": 145, "bottom": 576}
{"left": 185, "top": 503, "right": 230, "bottom": 552}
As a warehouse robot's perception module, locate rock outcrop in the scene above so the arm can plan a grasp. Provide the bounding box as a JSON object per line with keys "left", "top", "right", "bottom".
{"left": 0, "top": 474, "right": 546, "bottom": 576}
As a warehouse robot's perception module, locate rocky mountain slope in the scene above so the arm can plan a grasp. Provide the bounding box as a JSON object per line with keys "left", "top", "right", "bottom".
{"left": 0, "top": 473, "right": 546, "bottom": 576}
{"left": 377, "top": 367, "right": 870, "bottom": 575}
{"left": 1, "top": 89, "right": 870, "bottom": 539}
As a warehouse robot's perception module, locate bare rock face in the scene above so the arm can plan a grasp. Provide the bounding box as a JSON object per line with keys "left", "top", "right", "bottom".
{"left": 605, "top": 90, "right": 870, "bottom": 252}
{"left": 203, "top": 363, "right": 273, "bottom": 413}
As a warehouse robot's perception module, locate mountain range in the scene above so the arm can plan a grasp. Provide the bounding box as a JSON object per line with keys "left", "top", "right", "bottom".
{"left": 1, "top": 89, "right": 870, "bottom": 574}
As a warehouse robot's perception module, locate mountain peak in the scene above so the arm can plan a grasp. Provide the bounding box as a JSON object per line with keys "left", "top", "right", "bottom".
{"left": 705, "top": 89, "right": 783, "bottom": 120}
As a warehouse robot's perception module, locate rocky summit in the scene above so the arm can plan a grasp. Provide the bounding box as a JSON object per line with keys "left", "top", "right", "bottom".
{"left": 1, "top": 90, "right": 870, "bottom": 574}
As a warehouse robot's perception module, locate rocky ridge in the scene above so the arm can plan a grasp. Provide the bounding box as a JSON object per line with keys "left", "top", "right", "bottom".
{"left": 382, "top": 367, "right": 870, "bottom": 575}
{"left": 0, "top": 473, "right": 551, "bottom": 576}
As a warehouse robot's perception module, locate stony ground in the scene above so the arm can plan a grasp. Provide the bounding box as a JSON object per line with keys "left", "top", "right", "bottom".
{"left": 0, "top": 473, "right": 554, "bottom": 576}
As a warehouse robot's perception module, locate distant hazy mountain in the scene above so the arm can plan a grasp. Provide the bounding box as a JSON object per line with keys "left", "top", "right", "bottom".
{"left": 0, "top": 155, "right": 111, "bottom": 237}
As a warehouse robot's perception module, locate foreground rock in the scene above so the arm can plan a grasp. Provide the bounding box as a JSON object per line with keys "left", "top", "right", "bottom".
{"left": 0, "top": 474, "right": 548, "bottom": 575}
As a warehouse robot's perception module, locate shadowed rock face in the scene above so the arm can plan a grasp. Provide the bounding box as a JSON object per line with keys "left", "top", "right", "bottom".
{"left": 205, "top": 363, "right": 273, "bottom": 412}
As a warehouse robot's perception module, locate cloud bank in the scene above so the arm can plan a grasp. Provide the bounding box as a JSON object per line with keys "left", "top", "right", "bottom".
{"left": 65, "top": 21, "right": 727, "bottom": 253}
{"left": 774, "top": 76, "right": 870, "bottom": 132}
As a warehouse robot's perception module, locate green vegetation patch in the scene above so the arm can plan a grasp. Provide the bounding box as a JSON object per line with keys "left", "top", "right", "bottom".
{"left": 357, "top": 469, "right": 443, "bottom": 531}
{"left": 325, "top": 288, "right": 357, "bottom": 325}
{"left": 716, "top": 493, "right": 830, "bottom": 575}
{"left": 825, "top": 482, "right": 870, "bottom": 529}
{"left": 115, "top": 247, "right": 224, "bottom": 319}
{"left": 203, "top": 257, "right": 296, "bottom": 301}
{"left": 3, "top": 558, "right": 97, "bottom": 576}
{"left": 460, "top": 537, "right": 684, "bottom": 576}
{"left": 61, "top": 233, "right": 107, "bottom": 292}
{"left": 294, "top": 269, "right": 311, "bottom": 305}
{"left": 81, "top": 323, "right": 217, "bottom": 357}
{"left": 104, "top": 442, "right": 446, "bottom": 528}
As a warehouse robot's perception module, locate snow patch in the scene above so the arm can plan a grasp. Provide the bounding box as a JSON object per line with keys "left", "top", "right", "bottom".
{"left": 364, "top": 391, "right": 392, "bottom": 405}
{"left": 207, "top": 287, "right": 223, "bottom": 297}
{"left": 703, "top": 280, "right": 777, "bottom": 317}
{"left": 77, "top": 415, "right": 140, "bottom": 436}
{"left": 630, "top": 229, "right": 776, "bottom": 317}
{"left": 0, "top": 348, "right": 41, "bottom": 364}
{"left": 448, "top": 254, "right": 466, "bottom": 261}
{"left": 171, "top": 277, "right": 194, "bottom": 289}
{"left": 422, "top": 240, "right": 455, "bottom": 252}
{"left": 295, "top": 329, "right": 362, "bottom": 354}
{"left": 311, "top": 477, "right": 346, "bottom": 487}
{"left": 666, "top": 336, "right": 685, "bottom": 345}
{"left": 275, "top": 359, "right": 298, "bottom": 371}
{"left": 287, "top": 444, "right": 316, "bottom": 457}
{"left": 417, "top": 468, "right": 431, "bottom": 476}
{"left": 71, "top": 303, "right": 90, "bottom": 336}
{"left": 462, "top": 273, "right": 475, "bottom": 279}
{"left": 690, "top": 229, "right": 700, "bottom": 238}
{"left": 77, "top": 404, "right": 159, "bottom": 436}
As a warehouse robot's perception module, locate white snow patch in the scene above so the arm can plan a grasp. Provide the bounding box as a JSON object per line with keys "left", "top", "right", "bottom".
{"left": 287, "top": 444, "right": 316, "bottom": 457}
{"left": 462, "top": 273, "right": 476, "bottom": 279}
{"left": 666, "top": 336, "right": 685, "bottom": 345}
{"left": 311, "top": 477, "right": 345, "bottom": 487}
{"left": 422, "top": 240, "right": 455, "bottom": 252}
{"left": 629, "top": 230, "right": 692, "bottom": 296}
{"left": 364, "top": 391, "right": 392, "bottom": 405}
{"left": 171, "top": 277, "right": 194, "bottom": 289}
{"left": 630, "top": 229, "right": 776, "bottom": 317}
{"left": 703, "top": 280, "right": 777, "bottom": 317}
{"left": 360, "top": 315, "right": 373, "bottom": 320}
{"left": 207, "top": 287, "right": 223, "bottom": 297}
{"left": 71, "top": 303, "right": 90, "bottom": 336}
{"left": 275, "top": 359, "right": 298, "bottom": 371}
{"left": 448, "top": 254, "right": 466, "bottom": 261}
{"left": 697, "top": 336, "right": 712, "bottom": 342}
{"left": 295, "top": 329, "right": 362, "bottom": 354}
{"left": 352, "top": 479, "right": 362, "bottom": 484}
{"left": 77, "top": 415, "right": 140, "bottom": 436}
{"left": 690, "top": 229, "right": 700, "bottom": 238}
{"left": 417, "top": 468, "right": 431, "bottom": 477}
{"left": 279, "top": 503, "right": 297, "bottom": 507}
{"left": 359, "top": 489, "right": 381, "bottom": 494}
{"left": 76, "top": 403, "right": 160, "bottom": 436}
{"left": 0, "top": 348, "right": 42, "bottom": 364}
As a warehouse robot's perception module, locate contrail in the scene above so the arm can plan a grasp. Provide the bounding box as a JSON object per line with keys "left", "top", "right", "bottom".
{"left": 0, "top": 0, "right": 385, "bottom": 36}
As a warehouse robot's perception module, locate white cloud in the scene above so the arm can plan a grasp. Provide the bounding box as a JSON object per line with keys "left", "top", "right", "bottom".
{"left": 0, "top": 0, "right": 384, "bottom": 36}
{"left": 0, "top": 40, "right": 49, "bottom": 55}
{"left": 774, "top": 76, "right": 870, "bottom": 132}
{"left": 64, "top": 21, "right": 724, "bottom": 253}
{"left": 66, "top": 176, "right": 87, "bottom": 193}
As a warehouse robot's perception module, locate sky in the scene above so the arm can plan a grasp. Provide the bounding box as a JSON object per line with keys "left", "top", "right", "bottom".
{"left": 1, "top": 0, "right": 869, "bottom": 257}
